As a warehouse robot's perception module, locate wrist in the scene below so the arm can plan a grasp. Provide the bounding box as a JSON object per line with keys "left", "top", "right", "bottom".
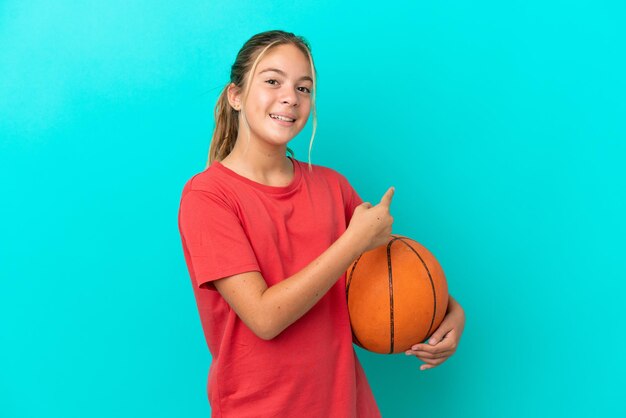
{"left": 340, "top": 228, "right": 366, "bottom": 262}
{"left": 447, "top": 295, "right": 462, "bottom": 313}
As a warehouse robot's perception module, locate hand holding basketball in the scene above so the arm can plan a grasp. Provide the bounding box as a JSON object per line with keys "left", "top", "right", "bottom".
{"left": 405, "top": 298, "right": 465, "bottom": 370}
{"left": 347, "top": 187, "right": 395, "bottom": 253}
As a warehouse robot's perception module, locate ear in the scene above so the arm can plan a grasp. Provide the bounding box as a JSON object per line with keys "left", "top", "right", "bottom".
{"left": 227, "top": 83, "right": 242, "bottom": 111}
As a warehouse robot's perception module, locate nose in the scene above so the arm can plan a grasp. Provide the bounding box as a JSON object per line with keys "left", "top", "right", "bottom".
{"left": 280, "top": 86, "right": 299, "bottom": 107}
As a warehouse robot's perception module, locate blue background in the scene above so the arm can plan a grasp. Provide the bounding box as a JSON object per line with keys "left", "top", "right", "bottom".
{"left": 1, "top": 1, "right": 624, "bottom": 417}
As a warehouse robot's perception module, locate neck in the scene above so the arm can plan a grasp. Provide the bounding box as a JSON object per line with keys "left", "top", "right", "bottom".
{"left": 220, "top": 137, "right": 292, "bottom": 181}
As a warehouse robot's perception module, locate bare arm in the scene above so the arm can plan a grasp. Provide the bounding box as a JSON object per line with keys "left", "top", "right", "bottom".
{"left": 214, "top": 187, "right": 395, "bottom": 340}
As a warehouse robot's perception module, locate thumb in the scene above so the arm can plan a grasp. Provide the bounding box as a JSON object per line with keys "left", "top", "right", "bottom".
{"left": 379, "top": 186, "right": 395, "bottom": 207}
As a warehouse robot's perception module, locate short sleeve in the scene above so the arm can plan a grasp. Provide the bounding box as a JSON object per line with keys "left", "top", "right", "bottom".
{"left": 178, "top": 190, "right": 260, "bottom": 289}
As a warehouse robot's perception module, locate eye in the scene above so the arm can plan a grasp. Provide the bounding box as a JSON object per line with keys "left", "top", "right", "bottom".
{"left": 298, "top": 86, "right": 312, "bottom": 94}
{"left": 265, "top": 79, "right": 279, "bottom": 86}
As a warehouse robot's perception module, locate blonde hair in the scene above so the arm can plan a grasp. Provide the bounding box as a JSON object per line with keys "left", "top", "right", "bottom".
{"left": 207, "top": 30, "right": 317, "bottom": 170}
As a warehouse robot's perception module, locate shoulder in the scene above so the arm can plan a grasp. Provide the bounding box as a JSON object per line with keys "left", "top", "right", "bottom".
{"left": 181, "top": 164, "right": 220, "bottom": 192}
{"left": 179, "top": 164, "right": 236, "bottom": 208}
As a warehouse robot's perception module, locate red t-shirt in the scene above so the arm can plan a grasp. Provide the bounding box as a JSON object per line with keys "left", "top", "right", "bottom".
{"left": 177, "top": 157, "right": 381, "bottom": 417}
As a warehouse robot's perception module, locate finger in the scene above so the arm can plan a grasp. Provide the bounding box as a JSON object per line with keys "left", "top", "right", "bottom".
{"left": 421, "top": 357, "right": 446, "bottom": 367}
{"left": 409, "top": 344, "right": 451, "bottom": 355}
{"left": 408, "top": 346, "right": 455, "bottom": 359}
{"left": 410, "top": 343, "right": 435, "bottom": 353}
{"left": 411, "top": 329, "right": 454, "bottom": 351}
{"left": 410, "top": 337, "right": 453, "bottom": 353}
{"left": 419, "top": 355, "right": 448, "bottom": 366}
{"left": 426, "top": 325, "right": 455, "bottom": 346}
{"left": 415, "top": 356, "right": 446, "bottom": 371}
{"left": 405, "top": 349, "right": 453, "bottom": 360}
{"left": 420, "top": 363, "right": 441, "bottom": 371}
{"left": 378, "top": 187, "right": 395, "bottom": 207}
{"left": 360, "top": 202, "right": 373, "bottom": 209}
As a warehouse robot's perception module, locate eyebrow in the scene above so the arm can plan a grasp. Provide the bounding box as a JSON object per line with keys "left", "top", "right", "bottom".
{"left": 258, "top": 68, "right": 313, "bottom": 83}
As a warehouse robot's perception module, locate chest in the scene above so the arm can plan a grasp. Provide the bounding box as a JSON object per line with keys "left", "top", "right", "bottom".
{"left": 230, "top": 182, "right": 347, "bottom": 280}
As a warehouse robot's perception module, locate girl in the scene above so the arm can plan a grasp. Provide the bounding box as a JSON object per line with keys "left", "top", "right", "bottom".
{"left": 178, "top": 30, "right": 465, "bottom": 417}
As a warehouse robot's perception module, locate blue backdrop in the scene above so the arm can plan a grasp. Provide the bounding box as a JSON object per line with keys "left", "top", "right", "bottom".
{"left": 1, "top": 1, "right": 624, "bottom": 417}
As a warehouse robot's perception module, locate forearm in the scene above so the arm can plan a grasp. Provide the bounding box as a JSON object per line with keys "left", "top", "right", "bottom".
{"left": 260, "top": 230, "right": 362, "bottom": 339}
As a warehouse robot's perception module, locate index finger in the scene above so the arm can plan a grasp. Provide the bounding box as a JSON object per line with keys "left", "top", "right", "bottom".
{"left": 379, "top": 186, "right": 395, "bottom": 207}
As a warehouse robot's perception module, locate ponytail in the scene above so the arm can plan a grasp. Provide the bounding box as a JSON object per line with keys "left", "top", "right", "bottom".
{"left": 206, "top": 85, "right": 239, "bottom": 168}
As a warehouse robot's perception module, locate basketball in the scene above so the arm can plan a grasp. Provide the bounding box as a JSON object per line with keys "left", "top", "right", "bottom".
{"left": 346, "top": 235, "right": 449, "bottom": 354}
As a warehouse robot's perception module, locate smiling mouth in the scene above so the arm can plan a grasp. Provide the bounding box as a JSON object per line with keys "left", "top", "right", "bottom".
{"left": 269, "top": 114, "right": 296, "bottom": 122}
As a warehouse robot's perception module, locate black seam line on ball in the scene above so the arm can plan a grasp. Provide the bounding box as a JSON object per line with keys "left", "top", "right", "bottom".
{"left": 387, "top": 238, "right": 396, "bottom": 354}
{"left": 387, "top": 235, "right": 405, "bottom": 353}
{"left": 397, "top": 237, "right": 438, "bottom": 341}
{"left": 346, "top": 254, "right": 364, "bottom": 349}
{"left": 345, "top": 253, "right": 362, "bottom": 297}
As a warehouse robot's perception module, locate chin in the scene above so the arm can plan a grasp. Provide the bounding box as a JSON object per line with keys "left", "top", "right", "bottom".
{"left": 268, "top": 132, "right": 300, "bottom": 145}
{"left": 271, "top": 139, "right": 295, "bottom": 148}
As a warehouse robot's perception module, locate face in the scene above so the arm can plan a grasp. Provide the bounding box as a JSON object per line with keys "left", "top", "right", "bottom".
{"left": 230, "top": 44, "right": 313, "bottom": 149}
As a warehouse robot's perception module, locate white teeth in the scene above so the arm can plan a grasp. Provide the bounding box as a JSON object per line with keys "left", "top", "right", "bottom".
{"left": 270, "top": 114, "right": 295, "bottom": 122}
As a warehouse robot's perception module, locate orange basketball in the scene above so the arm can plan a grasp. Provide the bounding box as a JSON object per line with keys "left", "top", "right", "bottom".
{"left": 346, "top": 235, "right": 449, "bottom": 354}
